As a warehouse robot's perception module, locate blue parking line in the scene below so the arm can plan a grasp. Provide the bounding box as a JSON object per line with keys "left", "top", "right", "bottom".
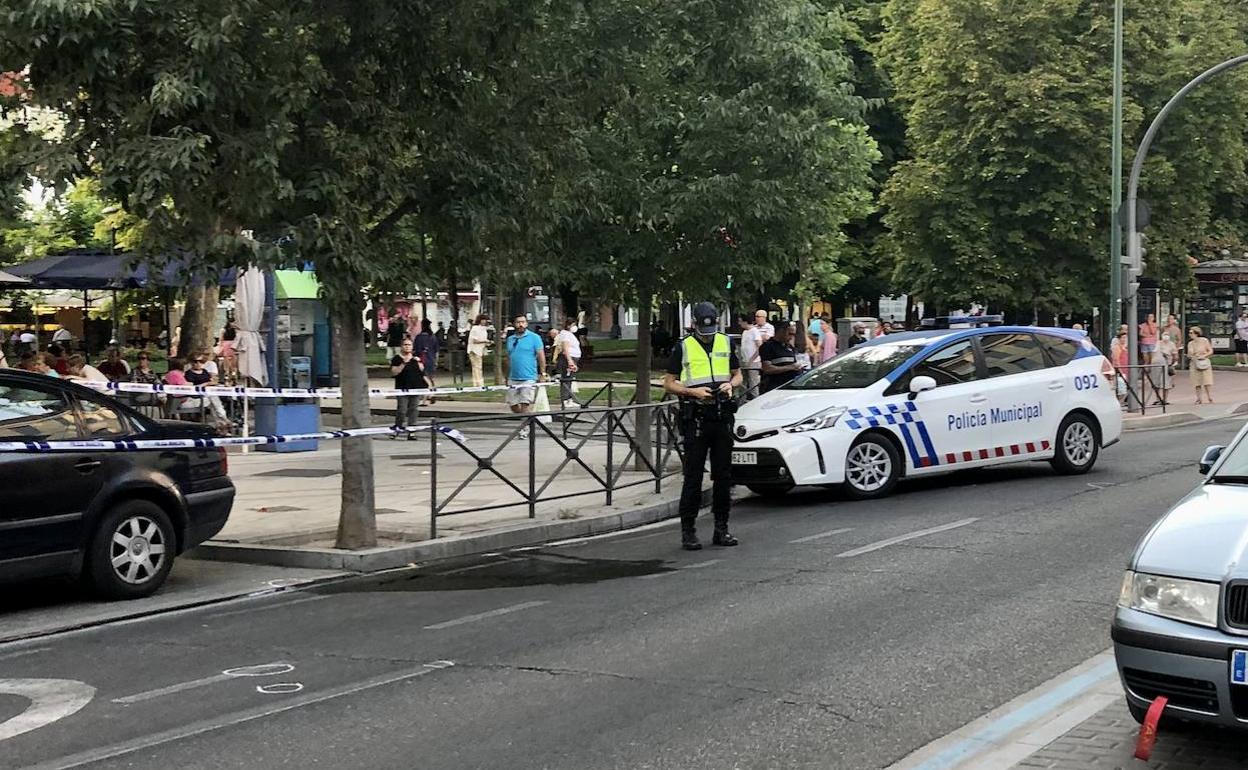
{"left": 908, "top": 658, "right": 1116, "bottom": 770}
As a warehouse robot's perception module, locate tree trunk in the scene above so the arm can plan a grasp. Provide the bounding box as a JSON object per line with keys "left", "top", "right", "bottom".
{"left": 447, "top": 268, "right": 461, "bottom": 380}
{"left": 633, "top": 287, "right": 653, "bottom": 471}
{"left": 178, "top": 284, "right": 219, "bottom": 359}
{"left": 332, "top": 293, "right": 377, "bottom": 549}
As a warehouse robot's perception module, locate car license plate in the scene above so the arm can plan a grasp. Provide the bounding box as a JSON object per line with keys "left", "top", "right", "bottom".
{"left": 732, "top": 451, "right": 757, "bottom": 465}
{"left": 1233, "top": 650, "right": 1248, "bottom": 685}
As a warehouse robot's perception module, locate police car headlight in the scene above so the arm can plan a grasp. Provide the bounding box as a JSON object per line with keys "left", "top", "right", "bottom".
{"left": 1118, "top": 571, "right": 1219, "bottom": 628}
{"left": 783, "top": 406, "right": 847, "bottom": 433}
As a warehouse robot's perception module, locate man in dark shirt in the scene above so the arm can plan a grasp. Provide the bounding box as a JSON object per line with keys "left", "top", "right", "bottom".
{"left": 759, "top": 320, "right": 802, "bottom": 393}
{"left": 847, "top": 324, "right": 867, "bottom": 349}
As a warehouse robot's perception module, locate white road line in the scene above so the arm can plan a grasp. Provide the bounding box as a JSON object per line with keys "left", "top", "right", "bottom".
{"left": 789, "top": 527, "right": 854, "bottom": 544}
{"left": 835, "top": 518, "right": 979, "bottom": 558}
{"left": 206, "top": 594, "right": 328, "bottom": 620}
{"left": 112, "top": 674, "right": 233, "bottom": 704}
{"left": 423, "top": 601, "right": 548, "bottom": 630}
{"left": 0, "top": 647, "right": 50, "bottom": 662}
{"left": 29, "top": 662, "right": 454, "bottom": 770}
{"left": 638, "top": 559, "right": 723, "bottom": 579}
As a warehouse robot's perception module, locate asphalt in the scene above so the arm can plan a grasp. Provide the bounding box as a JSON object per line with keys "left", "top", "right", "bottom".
{"left": 1, "top": 418, "right": 1242, "bottom": 770}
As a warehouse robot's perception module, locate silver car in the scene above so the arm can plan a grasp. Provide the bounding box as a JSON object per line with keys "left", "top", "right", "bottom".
{"left": 1113, "top": 427, "right": 1248, "bottom": 727}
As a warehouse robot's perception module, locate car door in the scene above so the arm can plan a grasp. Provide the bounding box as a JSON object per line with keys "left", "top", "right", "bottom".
{"left": 976, "top": 332, "right": 1058, "bottom": 457}
{"left": 885, "top": 338, "right": 992, "bottom": 470}
{"left": 0, "top": 381, "right": 99, "bottom": 573}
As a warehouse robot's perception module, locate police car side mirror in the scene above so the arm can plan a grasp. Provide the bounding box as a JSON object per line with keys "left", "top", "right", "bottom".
{"left": 1199, "top": 445, "right": 1224, "bottom": 475}
{"left": 908, "top": 375, "right": 937, "bottom": 400}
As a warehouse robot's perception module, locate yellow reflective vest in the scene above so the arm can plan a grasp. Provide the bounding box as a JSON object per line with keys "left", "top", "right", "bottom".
{"left": 680, "top": 333, "right": 732, "bottom": 387}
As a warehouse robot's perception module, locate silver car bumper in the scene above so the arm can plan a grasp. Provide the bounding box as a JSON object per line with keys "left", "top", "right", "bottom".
{"left": 1112, "top": 606, "right": 1248, "bottom": 728}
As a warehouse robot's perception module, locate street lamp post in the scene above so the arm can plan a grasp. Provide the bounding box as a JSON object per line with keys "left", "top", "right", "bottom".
{"left": 1108, "top": 0, "right": 1124, "bottom": 351}
{"left": 1125, "top": 54, "right": 1248, "bottom": 409}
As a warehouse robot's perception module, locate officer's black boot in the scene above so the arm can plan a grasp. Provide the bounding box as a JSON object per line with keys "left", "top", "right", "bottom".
{"left": 681, "top": 528, "right": 702, "bottom": 551}
{"left": 712, "top": 517, "right": 738, "bottom": 547}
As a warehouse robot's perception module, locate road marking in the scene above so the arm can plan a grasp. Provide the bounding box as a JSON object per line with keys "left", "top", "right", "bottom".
{"left": 883, "top": 650, "right": 1116, "bottom": 770}
{"left": 423, "top": 601, "right": 548, "bottom": 630}
{"left": 207, "top": 595, "right": 328, "bottom": 619}
{"left": 789, "top": 527, "right": 854, "bottom": 544}
{"left": 112, "top": 662, "right": 293, "bottom": 704}
{"left": 0, "top": 647, "right": 50, "bottom": 662}
{"left": 28, "top": 662, "right": 454, "bottom": 769}
{"left": 0, "top": 679, "right": 95, "bottom": 742}
{"left": 835, "top": 518, "right": 978, "bottom": 558}
{"left": 256, "top": 683, "right": 304, "bottom": 695}
{"left": 638, "top": 559, "right": 723, "bottom": 579}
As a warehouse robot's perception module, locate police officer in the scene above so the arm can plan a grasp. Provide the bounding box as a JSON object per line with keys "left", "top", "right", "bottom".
{"left": 663, "top": 302, "right": 743, "bottom": 551}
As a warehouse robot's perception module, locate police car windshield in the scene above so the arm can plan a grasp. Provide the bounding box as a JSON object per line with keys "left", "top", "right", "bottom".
{"left": 786, "top": 343, "right": 925, "bottom": 390}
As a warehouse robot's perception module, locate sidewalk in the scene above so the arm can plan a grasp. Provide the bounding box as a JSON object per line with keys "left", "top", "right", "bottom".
{"left": 195, "top": 411, "right": 691, "bottom": 571}
{"left": 1122, "top": 367, "right": 1248, "bottom": 430}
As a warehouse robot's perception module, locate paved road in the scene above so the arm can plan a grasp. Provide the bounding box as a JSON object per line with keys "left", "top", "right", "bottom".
{"left": 1, "top": 419, "right": 1241, "bottom": 770}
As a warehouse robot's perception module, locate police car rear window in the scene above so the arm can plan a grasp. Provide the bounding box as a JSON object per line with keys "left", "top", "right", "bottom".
{"left": 1036, "top": 334, "right": 1080, "bottom": 366}
{"left": 788, "top": 344, "right": 925, "bottom": 390}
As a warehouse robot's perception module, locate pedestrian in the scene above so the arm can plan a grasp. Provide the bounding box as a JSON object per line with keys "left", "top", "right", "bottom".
{"left": 504, "top": 314, "right": 548, "bottom": 440}
{"left": 21, "top": 351, "right": 58, "bottom": 377}
{"left": 819, "top": 317, "right": 838, "bottom": 363}
{"left": 847, "top": 324, "right": 867, "bottom": 349}
{"left": 1188, "top": 326, "right": 1214, "bottom": 404}
{"left": 129, "top": 352, "right": 160, "bottom": 407}
{"left": 552, "top": 317, "right": 582, "bottom": 408}
{"left": 664, "top": 301, "right": 742, "bottom": 551}
{"left": 164, "top": 358, "right": 188, "bottom": 386}
{"left": 759, "top": 320, "right": 803, "bottom": 393}
{"left": 66, "top": 354, "right": 108, "bottom": 382}
{"left": 385, "top": 311, "right": 406, "bottom": 358}
{"left": 1139, "top": 313, "right": 1159, "bottom": 365}
{"left": 217, "top": 325, "right": 238, "bottom": 383}
{"left": 1071, "top": 323, "right": 1084, "bottom": 331}
{"left": 806, "top": 313, "right": 823, "bottom": 360}
{"left": 467, "top": 314, "right": 491, "bottom": 388}
{"left": 46, "top": 344, "right": 70, "bottom": 376}
{"left": 753, "top": 309, "right": 774, "bottom": 339}
{"left": 737, "top": 314, "right": 766, "bottom": 400}
{"left": 413, "top": 319, "right": 439, "bottom": 379}
{"left": 17, "top": 328, "right": 35, "bottom": 355}
{"left": 51, "top": 324, "right": 73, "bottom": 349}
{"left": 1235, "top": 310, "right": 1248, "bottom": 368}
{"left": 390, "top": 339, "right": 427, "bottom": 439}
{"left": 96, "top": 347, "right": 130, "bottom": 381}
{"left": 1154, "top": 331, "right": 1178, "bottom": 406}
{"left": 185, "top": 352, "right": 231, "bottom": 430}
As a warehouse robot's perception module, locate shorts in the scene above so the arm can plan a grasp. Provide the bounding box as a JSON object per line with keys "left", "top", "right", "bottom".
{"left": 505, "top": 379, "right": 537, "bottom": 406}
{"left": 1140, "top": 343, "right": 1156, "bottom": 353}
{"left": 1236, "top": 339, "right": 1248, "bottom": 354}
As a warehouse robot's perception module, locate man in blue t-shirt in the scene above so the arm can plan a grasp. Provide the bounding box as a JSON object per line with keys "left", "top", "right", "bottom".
{"left": 504, "top": 315, "right": 548, "bottom": 431}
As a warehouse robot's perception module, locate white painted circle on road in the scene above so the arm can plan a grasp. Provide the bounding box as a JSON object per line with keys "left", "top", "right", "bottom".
{"left": 256, "top": 683, "right": 304, "bottom": 695}
{"left": 0, "top": 678, "right": 95, "bottom": 742}
{"left": 223, "top": 663, "right": 295, "bottom": 678}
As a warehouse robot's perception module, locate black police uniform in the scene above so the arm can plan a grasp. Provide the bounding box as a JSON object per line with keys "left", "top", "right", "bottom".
{"left": 666, "top": 336, "right": 740, "bottom": 549}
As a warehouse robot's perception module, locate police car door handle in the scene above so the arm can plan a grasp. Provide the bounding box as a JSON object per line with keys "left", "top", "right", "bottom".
{"left": 968, "top": 394, "right": 988, "bottom": 404}
{"left": 1048, "top": 380, "right": 1065, "bottom": 390}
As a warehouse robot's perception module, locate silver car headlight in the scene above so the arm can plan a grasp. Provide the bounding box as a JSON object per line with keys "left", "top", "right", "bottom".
{"left": 1119, "top": 571, "right": 1220, "bottom": 628}
{"left": 783, "top": 406, "right": 847, "bottom": 433}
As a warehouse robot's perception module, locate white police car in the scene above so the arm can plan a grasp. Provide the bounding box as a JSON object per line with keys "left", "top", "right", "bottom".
{"left": 732, "top": 319, "right": 1122, "bottom": 499}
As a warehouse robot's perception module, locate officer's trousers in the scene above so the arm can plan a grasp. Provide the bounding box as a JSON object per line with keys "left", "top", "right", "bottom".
{"left": 679, "top": 417, "right": 734, "bottom": 531}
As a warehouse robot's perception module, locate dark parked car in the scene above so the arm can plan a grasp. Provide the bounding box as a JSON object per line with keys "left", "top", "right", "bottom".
{"left": 0, "top": 370, "right": 234, "bottom": 599}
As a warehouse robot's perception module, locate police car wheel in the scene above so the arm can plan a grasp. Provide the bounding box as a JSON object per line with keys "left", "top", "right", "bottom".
{"left": 843, "top": 435, "right": 900, "bottom": 499}
{"left": 1050, "top": 413, "right": 1099, "bottom": 475}
{"left": 746, "top": 484, "right": 793, "bottom": 498}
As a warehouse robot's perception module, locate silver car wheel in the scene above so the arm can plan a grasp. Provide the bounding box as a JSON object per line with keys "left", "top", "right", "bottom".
{"left": 847, "top": 442, "right": 892, "bottom": 492}
{"left": 1063, "top": 421, "right": 1095, "bottom": 467}
{"left": 110, "top": 515, "right": 168, "bottom": 585}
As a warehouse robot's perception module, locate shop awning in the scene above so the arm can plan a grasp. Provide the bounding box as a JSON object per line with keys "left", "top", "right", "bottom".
{"left": 275, "top": 270, "right": 320, "bottom": 300}
{"left": 4, "top": 248, "right": 236, "bottom": 290}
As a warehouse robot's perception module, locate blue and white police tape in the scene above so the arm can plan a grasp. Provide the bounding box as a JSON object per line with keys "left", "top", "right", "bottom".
{"left": 0, "top": 424, "right": 467, "bottom": 453}
{"left": 76, "top": 380, "right": 558, "bottom": 400}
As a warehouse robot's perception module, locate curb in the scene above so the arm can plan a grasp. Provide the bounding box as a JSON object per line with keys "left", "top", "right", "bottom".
{"left": 190, "top": 488, "right": 699, "bottom": 572}
{"left": 1122, "top": 412, "right": 1203, "bottom": 431}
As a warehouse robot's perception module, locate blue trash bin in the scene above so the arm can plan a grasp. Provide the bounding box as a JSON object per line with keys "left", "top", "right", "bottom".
{"left": 255, "top": 399, "right": 320, "bottom": 452}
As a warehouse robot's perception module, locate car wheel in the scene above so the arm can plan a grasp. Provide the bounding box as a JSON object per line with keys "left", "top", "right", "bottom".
{"left": 1050, "top": 413, "right": 1099, "bottom": 475}
{"left": 746, "top": 484, "right": 793, "bottom": 498}
{"left": 84, "top": 500, "right": 176, "bottom": 600}
{"left": 843, "top": 435, "right": 901, "bottom": 500}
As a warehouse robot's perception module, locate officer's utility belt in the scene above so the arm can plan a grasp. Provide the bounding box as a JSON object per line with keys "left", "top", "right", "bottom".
{"left": 679, "top": 395, "right": 737, "bottom": 422}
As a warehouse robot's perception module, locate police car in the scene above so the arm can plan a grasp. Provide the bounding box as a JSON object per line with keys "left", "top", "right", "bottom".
{"left": 731, "top": 317, "right": 1122, "bottom": 499}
